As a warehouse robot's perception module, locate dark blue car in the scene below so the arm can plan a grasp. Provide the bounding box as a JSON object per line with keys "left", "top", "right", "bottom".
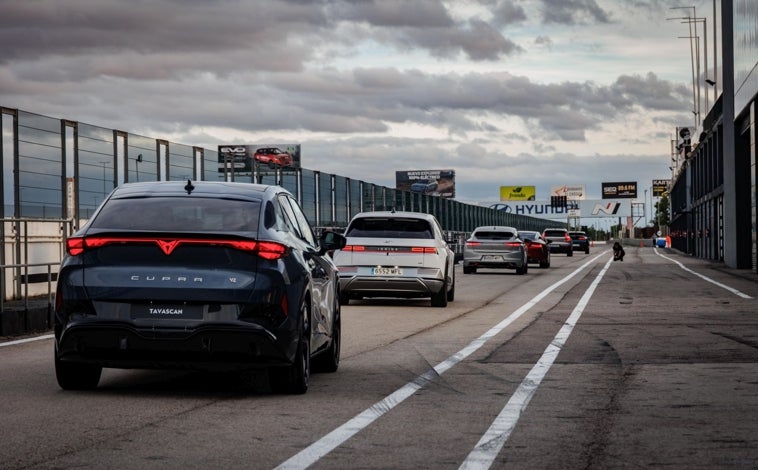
{"left": 410, "top": 179, "right": 437, "bottom": 193}
{"left": 54, "top": 181, "right": 346, "bottom": 394}
{"left": 569, "top": 231, "right": 591, "bottom": 254}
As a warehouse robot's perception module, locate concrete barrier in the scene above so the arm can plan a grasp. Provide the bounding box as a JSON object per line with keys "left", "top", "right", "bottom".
{"left": 0, "top": 297, "right": 52, "bottom": 337}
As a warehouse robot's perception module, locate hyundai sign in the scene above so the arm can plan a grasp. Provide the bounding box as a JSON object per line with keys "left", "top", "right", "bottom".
{"left": 486, "top": 200, "right": 630, "bottom": 219}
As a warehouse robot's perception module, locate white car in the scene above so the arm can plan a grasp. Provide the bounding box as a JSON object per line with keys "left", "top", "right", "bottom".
{"left": 333, "top": 211, "right": 455, "bottom": 307}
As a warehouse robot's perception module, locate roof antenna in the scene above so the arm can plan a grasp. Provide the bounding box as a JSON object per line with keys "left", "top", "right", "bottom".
{"left": 185, "top": 179, "right": 195, "bottom": 194}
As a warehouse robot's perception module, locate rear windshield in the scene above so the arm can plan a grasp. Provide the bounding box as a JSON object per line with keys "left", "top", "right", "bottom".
{"left": 90, "top": 197, "right": 261, "bottom": 232}
{"left": 544, "top": 230, "right": 566, "bottom": 237}
{"left": 346, "top": 217, "right": 433, "bottom": 239}
{"left": 474, "top": 231, "right": 514, "bottom": 240}
{"left": 520, "top": 232, "right": 537, "bottom": 240}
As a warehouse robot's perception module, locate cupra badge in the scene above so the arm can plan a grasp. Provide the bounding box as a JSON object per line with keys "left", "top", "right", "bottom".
{"left": 157, "top": 240, "right": 180, "bottom": 255}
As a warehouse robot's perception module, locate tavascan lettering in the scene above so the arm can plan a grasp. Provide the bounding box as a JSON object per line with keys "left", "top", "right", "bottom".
{"left": 149, "top": 307, "right": 183, "bottom": 315}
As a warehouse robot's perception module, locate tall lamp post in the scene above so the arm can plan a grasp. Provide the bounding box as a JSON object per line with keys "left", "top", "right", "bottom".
{"left": 668, "top": 7, "right": 711, "bottom": 128}
{"left": 135, "top": 154, "right": 142, "bottom": 182}
{"left": 100, "top": 161, "right": 108, "bottom": 197}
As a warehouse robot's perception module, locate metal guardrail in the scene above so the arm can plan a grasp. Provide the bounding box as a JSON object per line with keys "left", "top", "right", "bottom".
{"left": 0, "top": 262, "right": 56, "bottom": 313}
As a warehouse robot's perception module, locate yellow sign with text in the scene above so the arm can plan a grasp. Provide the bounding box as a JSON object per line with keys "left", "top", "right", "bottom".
{"left": 500, "top": 186, "right": 536, "bottom": 201}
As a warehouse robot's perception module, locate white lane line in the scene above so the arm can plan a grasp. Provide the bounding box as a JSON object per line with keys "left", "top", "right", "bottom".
{"left": 654, "top": 249, "right": 752, "bottom": 299}
{"left": 459, "top": 256, "right": 613, "bottom": 470}
{"left": 275, "top": 253, "right": 607, "bottom": 470}
{"left": 0, "top": 333, "right": 54, "bottom": 347}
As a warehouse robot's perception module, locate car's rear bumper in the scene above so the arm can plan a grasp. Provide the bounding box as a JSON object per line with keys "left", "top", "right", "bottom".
{"left": 463, "top": 252, "right": 524, "bottom": 269}
{"left": 548, "top": 243, "right": 572, "bottom": 252}
{"left": 55, "top": 321, "right": 296, "bottom": 371}
{"left": 339, "top": 275, "right": 444, "bottom": 298}
{"left": 463, "top": 260, "right": 523, "bottom": 269}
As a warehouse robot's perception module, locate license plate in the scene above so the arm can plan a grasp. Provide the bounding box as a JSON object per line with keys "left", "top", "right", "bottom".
{"left": 372, "top": 267, "right": 403, "bottom": 276}
{"left": 131, "top": 304, "right": 203, "bottom": 320}
{"left": 483, "top": 255, "right": 504, "bottom": 261}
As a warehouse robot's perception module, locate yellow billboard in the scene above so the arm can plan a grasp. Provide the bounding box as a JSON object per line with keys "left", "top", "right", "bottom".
{"left": 500, "top": 186, "right": 536, "bottom": 201}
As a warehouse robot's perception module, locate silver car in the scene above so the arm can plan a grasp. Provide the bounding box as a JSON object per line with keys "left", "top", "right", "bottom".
{"left": 463, "top": 226, "right": 528, "bottom": 274}
{"left": 332, "top": 211, "right": 456, "bottom": 307}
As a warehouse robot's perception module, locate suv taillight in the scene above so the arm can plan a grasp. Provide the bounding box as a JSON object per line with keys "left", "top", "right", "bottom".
{"left": 65, "top": 236, "right": 288, "bottom": 260}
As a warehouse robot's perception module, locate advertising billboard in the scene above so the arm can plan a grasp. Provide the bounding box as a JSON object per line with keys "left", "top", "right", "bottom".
{"left": 550, "top": 184, "right": 586, "bottom": 200}
{"left": 486, "top": 200, "right": 631, "bottom": 219}
{"left": 652, "top": 179, "right": 670, "bottom": 197}
{"left": 500, "top": 186, "right": 535, "bottom": 201}
{"left": 602, "top": 181, "right": 637, "bottom": 199}
{"left": 675, "top": 126, "right": 692, "bottom": 160}
{"left": 395, "top": 169, "right": 455, "bottom": 198}
{"left": 218, "top": 144, "right": 301, "bottom": 173}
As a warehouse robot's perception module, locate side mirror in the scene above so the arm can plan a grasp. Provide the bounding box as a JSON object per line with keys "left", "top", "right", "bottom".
{"left": 319, "top": 230, "right": 347, "bottom": 255}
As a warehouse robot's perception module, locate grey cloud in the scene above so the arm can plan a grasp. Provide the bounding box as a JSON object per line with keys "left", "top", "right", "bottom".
{"left": 0, "top": 0, "right": 328, "bottom": 67}
{"left": 492, "top": 0, "right": 528, "bottom": 27}
{"left": 332, "top": 1, "right": 520, "bottom": 61}
{"left": 539, "top": 0, "right": 611, "bottom": 25}
{"left": 534, "top": 35, "right": 553, "bottom": 48}
{"left": 331, "top": 0, "right": 453, "bottom": 27}
{"left": 410, "top": 19, "right": 522, "bottom": 61}
{"left": 610, "top": 73, "right": 691, "bottom": 110}
{"left": 1, "top": 53, "right": 689, "bottom": 144}
{"left": 0, "top": 0, "right": 519, "bottom": 72}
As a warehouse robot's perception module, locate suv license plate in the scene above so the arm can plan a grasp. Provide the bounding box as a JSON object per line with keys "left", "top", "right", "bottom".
{"left": 372, "top": 267, "right": 403, "bottom": 276}
{"left": 483, "top": 255, "right": 504, "bottom": 261}
{"left": 131, "top": 304, "right": 203, "bottom": 320}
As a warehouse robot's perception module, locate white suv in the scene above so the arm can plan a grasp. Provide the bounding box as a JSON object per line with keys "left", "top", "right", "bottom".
{"left": 333, "top": 211, "right": 455, "bottom": 307}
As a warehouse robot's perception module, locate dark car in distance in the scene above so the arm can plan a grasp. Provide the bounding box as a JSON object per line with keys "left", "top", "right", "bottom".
{"left": 518, "top": 230, "right": 551, "bottom": 268}
{"left": 54, "top": 180, "right": 346, "bottom": 394}
{"left": 410, "top": 179, "right": 438, "bottom": 194}
{"left": 569, "top": 230, "right": 591, "bottom": 254}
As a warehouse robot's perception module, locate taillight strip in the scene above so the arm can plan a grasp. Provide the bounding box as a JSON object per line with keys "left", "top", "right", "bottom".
{"left": 66, "top": 236, "right": 287, "bottom": 259}
{"left": 342, "top": 245, "right": 436, "bottom": 254}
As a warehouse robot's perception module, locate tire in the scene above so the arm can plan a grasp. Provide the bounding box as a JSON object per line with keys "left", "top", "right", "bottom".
{"left": 446, "top": 269, "right": 455, "bottom": 302}
{"left": 270, "top": 302, "right": 311, "bottom": 394}
{"left": 463, "top": 265, "right": 476, "bottom": 274}
{"left": 340, "top": 291, "right": 350, "bottom": 306}
{"left": 540, "top": 252, "right": 550, "bottom": 268}
{"left": 55, "top": 353, "right": 102, "bottom": 390}
{"left": 567, "top": 250, "right": 573, "bottom": 257}
{"left": 431, "top": 273, "right": 448, "bottom": 308}
{"left": 585, "top": 247, "right": 590, "bottom": 254}
{"left": 313, "top": 300, "right": 340, "bottom": 373}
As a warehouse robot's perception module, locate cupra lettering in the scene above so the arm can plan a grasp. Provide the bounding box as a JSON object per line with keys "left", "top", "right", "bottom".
{"left": 130, "top": 275, "right": 204, "bottom": 282}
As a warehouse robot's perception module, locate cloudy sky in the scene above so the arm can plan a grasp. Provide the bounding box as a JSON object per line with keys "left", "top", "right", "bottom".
{"left": 0, "top": 0, "right": 715, "bottom": 204}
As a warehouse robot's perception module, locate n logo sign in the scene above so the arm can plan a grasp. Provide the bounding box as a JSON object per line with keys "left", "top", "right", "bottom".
{"left": 592, "top": 202, "right": 621, "bottom": 215}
